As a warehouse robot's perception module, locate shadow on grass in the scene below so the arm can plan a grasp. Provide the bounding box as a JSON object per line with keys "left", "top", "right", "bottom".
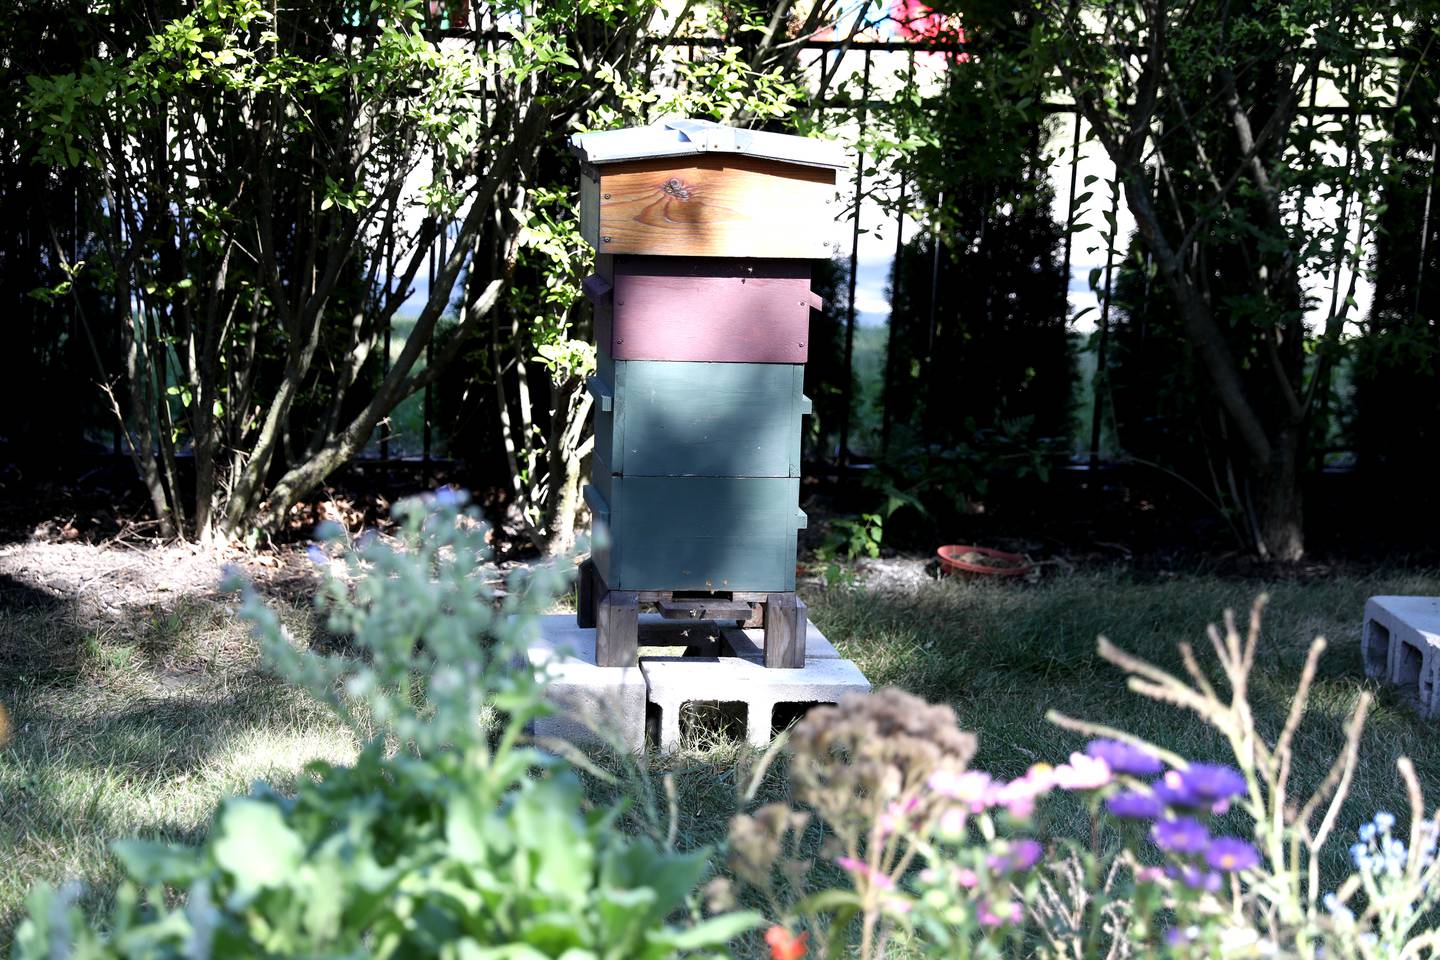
{"left": 0, "top": 571, "right": 349, "bottom": 951}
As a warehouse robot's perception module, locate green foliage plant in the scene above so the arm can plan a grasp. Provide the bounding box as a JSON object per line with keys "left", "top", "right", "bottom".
{"left": 11, "top": 491, "right": 757, "bottom": 958}
{"left": 731, "top": 598, "right": 1440, "bottom": 959}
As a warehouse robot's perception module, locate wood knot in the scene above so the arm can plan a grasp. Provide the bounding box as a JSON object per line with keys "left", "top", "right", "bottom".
{"left": 661, "top": 178, "right": 691, "bottom": 201}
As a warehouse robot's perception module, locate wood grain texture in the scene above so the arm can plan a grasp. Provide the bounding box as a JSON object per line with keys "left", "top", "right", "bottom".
{"left": 596, "top": 360, "right": 804, "bottom": 478}
{"left": 575, "top": 558, "right": 597, "bottom": 629}
{"left": 763, "top": 592, "right": 805, "bottom": 668}
{"left": 583, "top": 477, "right": 612, "bottom": 587}
{"left": 594, "top": 255, "right": 616, "bottom": 384}
{"left": 601, "top": 475, "right": 802, "bottom": 592}
{"left": 584, "top": 155, "right": 837, "bottom": 259}
{"left": 580, "top": 169, "right": 600, "bottom": 248}
{"left": 596, "top": 588, "right": 638, "bottom": 667}
{"left": 656, "top": 598, "right": 754, "bottom": 620}
{"left": 610, "top": 257, "right": 815, "bottom": 363}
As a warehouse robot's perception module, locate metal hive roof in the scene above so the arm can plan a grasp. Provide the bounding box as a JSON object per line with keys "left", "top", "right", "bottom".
{"left": 570, "top": 117, "right": 848, "bottom": 171}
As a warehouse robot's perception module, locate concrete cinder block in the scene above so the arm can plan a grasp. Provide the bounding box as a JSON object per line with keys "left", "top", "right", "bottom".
{"left": 642, "top": 650, "right": 870, "bottom": 751}
{"left": 1363, "top": 596, "right": 1440, "bottom": 718}
{"left": 523, "top": 613, "right": 870, "bottom": 754}
{"left": 525, "top": 615, "right": 648, "bottom": 752}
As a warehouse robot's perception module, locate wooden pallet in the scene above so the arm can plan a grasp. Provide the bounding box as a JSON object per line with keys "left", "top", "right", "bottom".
{"left": 576, "top": 558, "right": 804, "bottom": 669}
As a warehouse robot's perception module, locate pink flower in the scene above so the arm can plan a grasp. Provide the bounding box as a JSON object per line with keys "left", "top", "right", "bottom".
{"left": 1021, "top": 762, "right": 1057, "bottom": 791}
{"left": 930, "top": 770, "right": 993, "bottom": 808}
{"left": 937, "top": 805, "right": 967, "bottom": 837}
{"left": 978, "top": 899, "right": 1023, "bottom": 927}
{"left": 956, "top": 867, "right": 979, "bottom": 889}
{"left": 878, "top": 796, "right": 921, "bottom": 836}
{"left": 836, "top": 856, "right": 895, "bottom": 890}
{"left": 997, "top": 772, "right": 1052, "bottom": 815}
{"left": 1054, "top": 752, "right": 1113, "bottom": 791}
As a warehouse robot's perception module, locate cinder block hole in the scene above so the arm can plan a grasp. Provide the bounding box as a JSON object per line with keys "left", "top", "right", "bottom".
{"left": 645, "top": 702, "right": 663, "bottom": 749}
{"left": 1397, "top": 641, "right": 1423, "bottom": 686}
{"left": 1363, "top": 621, "right": 1390, "bottom": 677}
{"left": 679, "top": 701, "right": 748, "bottom": 746}
{"left": 772, "top": 701, "right": 833, "bottom": 739}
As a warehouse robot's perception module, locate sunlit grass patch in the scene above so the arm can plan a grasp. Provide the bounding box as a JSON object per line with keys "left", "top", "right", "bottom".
{"left": 0, "top": 593, "right": 354, "bottom": 946}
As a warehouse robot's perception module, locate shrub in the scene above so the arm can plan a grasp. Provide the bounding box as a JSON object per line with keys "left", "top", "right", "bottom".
{"left": 11, "top": 491, "right": 757, "bottom": 958}
{"left": 733, "top": 598, "right": 1440, "bottom": 959}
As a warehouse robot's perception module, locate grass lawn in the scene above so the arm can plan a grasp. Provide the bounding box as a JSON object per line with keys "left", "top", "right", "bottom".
{"left": 3, "top": 553, "right": 1439, "bottom": 951}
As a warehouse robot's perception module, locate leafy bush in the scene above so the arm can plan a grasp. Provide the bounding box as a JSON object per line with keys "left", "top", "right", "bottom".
{"left": 732, "top": 598, "right": 1440, "bottom": 959}
{"left": 12, "top": 492, "right": 756, "bottom": 958}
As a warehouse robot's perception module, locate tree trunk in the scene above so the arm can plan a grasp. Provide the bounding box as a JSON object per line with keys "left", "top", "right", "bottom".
{"left": 543, "top": 451, "right": 581, "bottom": 558}
{"left": 1257, "top": 429, "right": 1304, "bottom": 562}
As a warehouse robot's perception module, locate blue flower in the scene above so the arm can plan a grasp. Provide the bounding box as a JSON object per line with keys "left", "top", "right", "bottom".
{"left": 1152, "top": 775, "right": 1203, "bottom": 810}
{"left": 306, "top": 544, "right": 328, "bottom": 565}
{"left": 1166, "top": 863, "right": 1222, "bottom": 892}
{"left": 1152, "top": 817, "right": 1210, "bottom": 855}
{"left": 432, "top": 485, "right": 465, "bottom": 508}
{"left": 1374, "top": 811, "right": 1396, "bottom": 833}
{"left": 1176, "top": 763, "right": 1246, "bottom": 802}
{"left": 1085, "top": 739, "right": 1163, "bottom": 776}
{"left": 1106, "top": 790, "right": 1165, "bottom": 820}
{"left": 1205, "top": 836, "right": 1260, "bottom": 872}
{"left": 1323, "top": 892, "right": 1354, "bottom": 924}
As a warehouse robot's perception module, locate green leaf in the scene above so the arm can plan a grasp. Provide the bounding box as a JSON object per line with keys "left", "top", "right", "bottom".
{"left": 112, "top": 839, "right": 198, "bottom": 885}
{"left": 658, "top": 911, "right": 763, "bottom": 950}
{"left": 212, "top": 798, "right": 305, "bottom": 902}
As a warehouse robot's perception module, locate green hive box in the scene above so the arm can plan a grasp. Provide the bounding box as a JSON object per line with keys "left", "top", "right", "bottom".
{"left": 584, "top": 360, "right": 810, "bottom": 592}
{"left": 588, "top": 361, "right": 808, "bottom": 478}
{"left": 584, "top": 469, "right": 805, "bottom": 592}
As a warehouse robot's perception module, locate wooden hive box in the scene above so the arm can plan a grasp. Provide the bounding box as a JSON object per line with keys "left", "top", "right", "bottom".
{"left": 571, "top": 118, "right": 841, "bottom": 599}
{"left": 572, "top": 118, "right": 847, "bottom": 261}
{"left": 587, "top": 255, "right": 822, "bottom": 366}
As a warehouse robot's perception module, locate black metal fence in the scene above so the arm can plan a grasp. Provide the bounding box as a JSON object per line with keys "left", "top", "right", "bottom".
{"left": 362, "top": 29, "right": 1401, "bottom": 471}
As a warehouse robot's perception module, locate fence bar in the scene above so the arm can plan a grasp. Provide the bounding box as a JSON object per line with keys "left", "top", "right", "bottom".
{"left": 880, "top": 50, "right": 916, "bottom": 456}
{"left": 838, "top": 48, "right": 872, "bottom": 467}
{"left": 1059, "top": 111, "right": 1082, "bottom": 309}
{"left": 1088, "top": 179, "right": 1121, "bottom": 470}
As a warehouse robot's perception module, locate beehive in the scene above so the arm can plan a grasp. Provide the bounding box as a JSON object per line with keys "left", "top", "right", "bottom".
{"left": 572, "top": 118, "right": 845, "bottom": 666}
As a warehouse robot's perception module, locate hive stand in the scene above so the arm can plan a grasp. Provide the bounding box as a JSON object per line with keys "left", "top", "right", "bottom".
{"left": 1363, "top": 596, "right": 1440, "bottom": 718}
{"left": 524, "top": 611, "right": 869, "bottom": 753}
{"left": 576, "top": 558, "right": 804, "bottom": 668}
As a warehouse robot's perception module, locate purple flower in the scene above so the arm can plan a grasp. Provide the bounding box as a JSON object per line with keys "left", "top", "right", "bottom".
{"left": 1165, "top": 925, "right": 1201, "bottom": 946}
{"left": 1205, "top": 836, "right": 1260, "bottom": 872}
{"left": 1151, "top": 817, "right": 1210, "bottom": 855}
{"left": 1152, "top": 773, "right": 1202, "bottom": 809}
{"left": 1177, "top": 763, "right": 1246, "bottom": 802}
{"left": 1086, "top": 739, "right": 1163, "bottom": 776}
{"left": 988, "top": 838, "right": 1044, "bottom": 873}
{"left": 306, "top": 544, "right": 329, "bottom": 565}
{"left": 1106, "top": 790, "right": 1165, "bottom": 820}
{"left": 1166, "top": 863, "right": 1223, "bottom": 892}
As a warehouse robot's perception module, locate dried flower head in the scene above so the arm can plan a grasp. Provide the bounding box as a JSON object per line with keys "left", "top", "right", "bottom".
{"left": 789, "top": 687, "right": 977, "bottom": 834}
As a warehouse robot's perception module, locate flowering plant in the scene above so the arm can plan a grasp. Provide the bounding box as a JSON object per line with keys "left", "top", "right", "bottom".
{"left": 12, "top": 492, "right": 758, "bottom": 958}
{"left": 733, "top": 597, "right": 1440, "bottom": 959}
